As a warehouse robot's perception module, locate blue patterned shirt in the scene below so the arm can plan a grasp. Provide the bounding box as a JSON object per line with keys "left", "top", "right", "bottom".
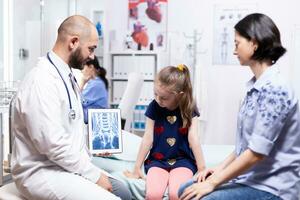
{"left": 234, "top": 65, "right": 300, "bottom": 200}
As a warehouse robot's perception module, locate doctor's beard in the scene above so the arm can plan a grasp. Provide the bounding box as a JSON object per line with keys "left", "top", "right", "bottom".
{"left": 69, "top": 47, "right": 87, "bottom": 70}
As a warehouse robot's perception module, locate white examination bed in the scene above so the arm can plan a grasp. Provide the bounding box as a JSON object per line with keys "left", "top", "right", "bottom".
{"left": 0, "top": 130, "right": 236, "bottom": 200}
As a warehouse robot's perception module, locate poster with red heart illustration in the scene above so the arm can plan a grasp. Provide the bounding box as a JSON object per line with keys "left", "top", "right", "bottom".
{"left": 128, "top": 0, "right": 167, "bottom": 51}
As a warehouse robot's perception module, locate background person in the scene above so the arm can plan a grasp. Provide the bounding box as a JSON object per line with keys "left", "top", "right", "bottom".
{"left": 80, "top": 56, "right": 109, "bottom": 124}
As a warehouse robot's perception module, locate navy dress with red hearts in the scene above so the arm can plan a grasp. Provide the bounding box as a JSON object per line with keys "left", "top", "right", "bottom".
{"left": 144, "top": 100, "right": 199, "bottom": 174}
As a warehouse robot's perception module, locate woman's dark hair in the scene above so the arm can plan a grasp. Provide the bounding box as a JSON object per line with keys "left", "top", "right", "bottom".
{"left": 86, "top": 57, "right": 108, "bottom": 90}
{"left": 234, "top": 13, "right": 286, "bottom": 64}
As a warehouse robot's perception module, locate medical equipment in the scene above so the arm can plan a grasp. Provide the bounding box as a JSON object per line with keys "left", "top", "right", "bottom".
{"left": 0, "top": 81, "right": 19, "bottom": 186}
{"left": 46, "top": 53, "right": 76, "bottom": 120}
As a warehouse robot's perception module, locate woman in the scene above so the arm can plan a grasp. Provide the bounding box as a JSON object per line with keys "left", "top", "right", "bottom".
{"left": 179, "top": 13, "right": 300, "bottom": 200}
{"left": 80, "top": 56, "right": 109, "bottom": 124}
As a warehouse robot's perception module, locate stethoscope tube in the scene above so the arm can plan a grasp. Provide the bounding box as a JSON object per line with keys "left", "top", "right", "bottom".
{"left": 46, "top": 52, "right": 76, "bottom": 120}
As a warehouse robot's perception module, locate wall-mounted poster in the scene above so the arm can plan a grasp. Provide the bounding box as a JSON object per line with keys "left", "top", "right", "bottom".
{"left": 127, "top": 0, "right": 168, "bottom": 51}
{"left": 212, "top": 4, "right": 257, "bottom": 65}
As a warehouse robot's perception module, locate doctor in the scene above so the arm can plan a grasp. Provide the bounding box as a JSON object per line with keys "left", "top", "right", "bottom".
{"left": 11, "top": 15, "right": 131, "bottom": 200}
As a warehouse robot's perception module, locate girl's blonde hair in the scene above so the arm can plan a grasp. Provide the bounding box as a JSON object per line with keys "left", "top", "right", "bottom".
{"left": 155, "top": 64, "right": 196, "bottom": 127}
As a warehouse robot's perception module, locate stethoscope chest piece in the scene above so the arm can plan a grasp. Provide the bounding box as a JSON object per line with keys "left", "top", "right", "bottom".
{"left": 69, "top": 109, "right": 76, "bottom": 120}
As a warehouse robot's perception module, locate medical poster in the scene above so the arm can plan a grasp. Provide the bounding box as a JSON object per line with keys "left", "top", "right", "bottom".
{"left": 88, "top": 109, "right": 122, "bottom": 154}
{"left": 212, "top": 4, "right": 257, "bottom": 65}
{"left": 127, "top": 0, "right": 168, "bottom": 51}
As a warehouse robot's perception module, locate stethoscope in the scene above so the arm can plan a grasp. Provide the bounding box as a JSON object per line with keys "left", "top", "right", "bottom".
{"left": 47, "top": 52, "right": 76, "bottom": 120}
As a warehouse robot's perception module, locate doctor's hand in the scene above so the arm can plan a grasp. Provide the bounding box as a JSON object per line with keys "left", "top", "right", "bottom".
{"left": 96, "top": 173, "right": 113, "bottom": 192}
{"left": 179, "top": 181, "right": 215, "bottom": 200}
{"left": 94, "top": 152, "right": 112, "bottom": 157}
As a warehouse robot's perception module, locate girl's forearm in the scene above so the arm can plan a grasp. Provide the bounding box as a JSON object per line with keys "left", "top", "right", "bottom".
{"left": 188, "top": 118, "right": 205, "bottom": 170}
{"left": 134, "top": 117, "right": 154, "bottom": 170}
{"left": 134, "top": 136, "right": 152, "bottom": 170}
{"left": 190, "top": 143, "right": 206, "bottom": 171}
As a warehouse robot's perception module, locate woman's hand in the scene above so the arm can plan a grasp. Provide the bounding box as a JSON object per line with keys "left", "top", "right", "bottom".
{"left": 123, "top": 169, "right": 145, "bottom": 180}
{"left": 196, "top": 164, "right": 224, "bottom": 182}
{"left": 196, "top": 168, "right": 214, "bottom": 183}
{"left": 179, "top": 181, "right": 216, "bottom": 200}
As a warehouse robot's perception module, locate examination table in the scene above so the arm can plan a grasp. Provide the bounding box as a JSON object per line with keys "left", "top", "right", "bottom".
{"left": 0, "top": 131, "right": 238, "bottom": 200}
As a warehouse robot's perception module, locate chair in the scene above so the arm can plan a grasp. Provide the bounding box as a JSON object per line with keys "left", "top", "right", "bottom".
{"left": 118, "top": 72, "right": 143, "bottom": 131}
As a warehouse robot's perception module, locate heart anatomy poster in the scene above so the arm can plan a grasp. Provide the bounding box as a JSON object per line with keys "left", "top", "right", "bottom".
{"left": 127, "top": 0, "right": 168, "bottom": 51}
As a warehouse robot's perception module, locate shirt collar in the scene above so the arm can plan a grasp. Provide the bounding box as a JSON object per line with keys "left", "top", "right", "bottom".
{"left": 48, "top": 50, "right": 72, "bottom": 77}
{"left": 245, "top": 65, "right": 279, "bottom": 93}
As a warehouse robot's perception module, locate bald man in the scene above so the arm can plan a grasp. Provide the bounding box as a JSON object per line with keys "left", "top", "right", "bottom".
{"left": 11, "top": 15, "right": 131, "bottom": 200}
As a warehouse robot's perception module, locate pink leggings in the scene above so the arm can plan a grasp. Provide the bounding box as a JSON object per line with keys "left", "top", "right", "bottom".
{"left": 145, "top": 167, "right": 193, "bottom": 200}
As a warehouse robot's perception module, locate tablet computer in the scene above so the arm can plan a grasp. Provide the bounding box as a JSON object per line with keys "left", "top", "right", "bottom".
{"left": 88, "top": 109, "right": 123, "bottom": 154}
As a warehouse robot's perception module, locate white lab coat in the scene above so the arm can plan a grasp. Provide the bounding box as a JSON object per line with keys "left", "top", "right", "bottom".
{"left": 11, "top": 51, "right": 120, "bottom": 200}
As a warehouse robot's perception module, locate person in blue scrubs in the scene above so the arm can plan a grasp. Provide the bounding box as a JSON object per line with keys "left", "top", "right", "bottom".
{"left": 179, "top": 13, "right": 300, "bottom": 200}
{"left": 80, "top": 56, "right": 109, "bottom": 124}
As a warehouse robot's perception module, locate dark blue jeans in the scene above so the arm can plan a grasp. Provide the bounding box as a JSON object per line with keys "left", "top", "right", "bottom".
{"left": 178, "top": 179, "right": 282, "bottom": 200}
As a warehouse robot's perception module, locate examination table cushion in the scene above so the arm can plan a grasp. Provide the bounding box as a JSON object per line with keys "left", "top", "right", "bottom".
{"left": 0, "top": 130, "right": 235, "bottom": 200}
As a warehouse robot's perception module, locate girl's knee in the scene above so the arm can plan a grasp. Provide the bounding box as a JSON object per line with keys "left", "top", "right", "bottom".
{"left": 145, "top": 192, "right": 164, "bottom": 200}
{"left": 169, "top": 190, "right": 179, "bottom": 200}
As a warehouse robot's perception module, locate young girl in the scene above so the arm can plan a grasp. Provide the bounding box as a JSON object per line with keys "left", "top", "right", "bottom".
{"left": 124, "top": 64, "right": 205, "bottom": 200}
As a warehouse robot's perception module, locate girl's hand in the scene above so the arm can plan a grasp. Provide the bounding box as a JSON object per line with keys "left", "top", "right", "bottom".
{"left": 123, "top": 169, "right": 145, "bottom": 180}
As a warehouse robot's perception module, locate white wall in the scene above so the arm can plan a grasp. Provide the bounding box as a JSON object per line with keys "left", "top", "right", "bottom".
{"left": 11, "top": 0, "right": 71, "bottom": 81}
{"left": 12, "top": 0, "right": 40, "bottom": 81}
{"left": 193, "top": 0, "right": 300, "bottom": 144}
{"left": 100, "top": 0, "right": 300, "bottom": 144}
{"left": 0, "top": 0, "right": 3, "bottom": 80}
{"left": 9, "top": 0, "right": 300, "bottom": 144}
